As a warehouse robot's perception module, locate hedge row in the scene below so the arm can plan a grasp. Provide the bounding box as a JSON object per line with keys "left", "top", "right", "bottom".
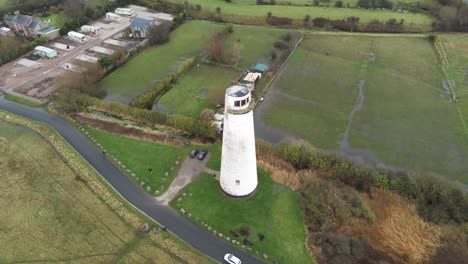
{"left": 130, "top": 57, "right": 196, "bottom": 109}
{"left": 71, "top": 92, "right": 216, "bottom": 140}
{"left": 256, "top": 139, "right": 468, "bottom": 224}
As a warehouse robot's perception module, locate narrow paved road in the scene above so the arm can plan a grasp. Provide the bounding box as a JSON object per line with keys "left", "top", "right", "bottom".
{"left": 0, "top": 97, "right": 264, "bottom": 264}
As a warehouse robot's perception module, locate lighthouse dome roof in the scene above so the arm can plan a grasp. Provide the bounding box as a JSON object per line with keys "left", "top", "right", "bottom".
{"left": 226, "top": 85, "right": 249, "bottom": 98}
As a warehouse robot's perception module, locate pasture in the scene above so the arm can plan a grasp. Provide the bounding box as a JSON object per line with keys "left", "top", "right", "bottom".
{"left": 0, "top": 120, "right": 210, "bottom": 263}
{"left": 170, "top": 0, "right": 432, "bottom": 28}
{"left": 157, "top": 24, "right": 288, "bottom": 117}
{"left": 258, "top": 34, "right": 468, "bottom": 184}
{"left": 94, "top": 21, "right": 223, "bottom": 104}
{"left": 438, "top": 34, "right": 468, "bottom": 141}
{"left": 171, "top": 170, "right": 312, "bottom": 264}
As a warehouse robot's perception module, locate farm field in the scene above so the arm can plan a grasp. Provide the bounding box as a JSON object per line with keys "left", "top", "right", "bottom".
{"left": 0, "top": 120, "right": 210, "bottom": 263}
{"left": 171, "top": 170, "right": 312, "bottom": 264}
{"left": 258, "top": 34, "right": 468, "bottom": 184}
{"left": 171, "top": 0, "right": 432, "bottom": 28}
{"left": 157, "top": 24, "right": 288, "bottom": 117}
{"left": 84, "top": 126, "right": 187, "bottom": 194}
{"left": 94, "top": 21, "right": 223, "bottom": 104}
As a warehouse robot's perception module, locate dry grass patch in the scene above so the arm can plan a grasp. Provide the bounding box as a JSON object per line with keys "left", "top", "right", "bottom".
{"left": 341, "top": 190, "right": 442, "bottom": 264}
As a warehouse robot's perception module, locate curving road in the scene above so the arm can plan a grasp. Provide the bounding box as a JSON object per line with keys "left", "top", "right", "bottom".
{"left": 0, "top": 97, "right": 264, "bottom": 264}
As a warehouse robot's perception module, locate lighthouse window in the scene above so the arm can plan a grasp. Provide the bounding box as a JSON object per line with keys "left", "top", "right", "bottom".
{"left": 241, "top": 99, "right": 246, "bottom": 106}
{"left": 236, "top": 180, "right": 240, "bottom": 185}
{"left": 234, "top": 100, "right": 240, "bottom": 107}
{"left": 246, "top": 97, "right": 249, "bottom": 103}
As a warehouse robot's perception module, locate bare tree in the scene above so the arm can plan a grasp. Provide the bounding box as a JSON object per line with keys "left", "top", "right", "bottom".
{"left": 205, "top": 31, "right": 236, "bottom": 64}
{"left": 147, "top": 21, "right": 172, "bottom": 46}
{"left": 57, "top": 60, "right": 104, "bottom": 94}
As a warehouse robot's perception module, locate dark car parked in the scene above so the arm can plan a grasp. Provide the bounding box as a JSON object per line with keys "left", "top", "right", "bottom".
{"left": 197, "top": 149, "right": 208, "bottom": 160}
{"left": 189, "top": 149, "right": 199, "bottom": 158}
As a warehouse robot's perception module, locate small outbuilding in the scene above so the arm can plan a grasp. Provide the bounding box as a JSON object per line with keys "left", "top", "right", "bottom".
{"left": 253, "top": 63, "right": 269, "bottom": 73}
{"left": 34, "top": 46, "right": 57, "bottom": 58}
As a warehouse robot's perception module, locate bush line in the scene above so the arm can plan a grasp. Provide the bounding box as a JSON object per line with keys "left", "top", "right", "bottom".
{"left": 130, "top": 57, "right": 196, "bottom": 109}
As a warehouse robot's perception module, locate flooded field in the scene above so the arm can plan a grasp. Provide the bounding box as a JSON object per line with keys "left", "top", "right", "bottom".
{"left": 256, "top": 34, "right": 468, "bottom": 184}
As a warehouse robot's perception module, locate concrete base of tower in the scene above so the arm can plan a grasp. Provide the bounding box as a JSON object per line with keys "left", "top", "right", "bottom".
{"left": 221, "top": 186, "right": 257, "bottom": 199}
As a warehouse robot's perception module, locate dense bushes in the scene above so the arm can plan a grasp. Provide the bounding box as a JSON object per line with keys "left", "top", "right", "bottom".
{"left": 130, "top": 57, "right": 196, "bottom": 109}
{"left": 256, "top": 139, "right": 467, "bottom": 224}
{"left": 0, "top": 36, "right": 47, "bottom": 66}
{"left": 55, "top": 90, "right": 216, "bottom": 140}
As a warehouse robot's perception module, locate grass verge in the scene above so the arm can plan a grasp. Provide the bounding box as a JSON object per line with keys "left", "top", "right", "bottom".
{"left": 171, "top": 170, "right": 312, "bottom": 264}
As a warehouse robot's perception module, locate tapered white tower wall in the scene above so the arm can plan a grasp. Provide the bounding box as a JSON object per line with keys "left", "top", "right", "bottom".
{"left": 220, "top": 85, "right": 258, "bottom": 197}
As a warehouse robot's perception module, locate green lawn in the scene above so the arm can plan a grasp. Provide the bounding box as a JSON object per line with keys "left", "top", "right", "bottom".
{"left": 94, "top": 21, "right": 224, "bottom": 104}
{"left": 171, "top": 0, "right": 432, "bottom": 28}
{"left": 171, "top": 170, "right": 312, "bottom": 264}
{"left": 156, "top": 64, "right": 238, "bottom": 118}
{"left": 85, "top": 126, "right": 188, "bottom": 194}
{"left": 260, "top": 34, "right": 468, "bottom": 184}
{"left": 5, "top": 92, "right": 45, "bottom": 108}
{"left": 156, "top": 24, "right": 289, "bottom": 117}
{"left": 40, "top": 13, "right": 66, "bottom": 29}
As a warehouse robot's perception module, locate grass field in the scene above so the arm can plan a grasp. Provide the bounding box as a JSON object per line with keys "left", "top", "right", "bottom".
{"left": 85, "top": 126, "right": 187, "bottom": 194}
{"left": 438, "top": 34, "right": 468, "bottom": 140}
{"left": 157, "top": 64, "right": 238, "bottom": 118}
{"left": 171, "top": 170, "right": 312, "bottom": 264}
{"left": 171, "top": 0, "right": 432, "bottom": 28}
{"left": 0, "top": 120, "right": 211, "bottom": 263}
{"left": 5, "top": 92, "right": 45, "bottom": 107}
{"left": 94, "top": 21, "right": 223, "bottom": 104}
{"left": 259, "top": 34, "right": 468, "bottom": 184}
{"left": 156, "top": 24, "right": 289, "bottom": 117}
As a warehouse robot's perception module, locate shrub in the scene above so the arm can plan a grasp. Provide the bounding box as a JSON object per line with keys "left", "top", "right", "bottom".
{"left": 273, "top": 41, "right": 290, "bottom": 50}
{"left": 301, "top": 178, "right": 374, "bottom": 230}
{"left": 312, "top": 17, "right": 331, "bottom": 27}
{"left": 225, "top": 23, "right": 234, "bottom": 33}
{"left": 267, "top": 16, "right": 293, "bottom": 25}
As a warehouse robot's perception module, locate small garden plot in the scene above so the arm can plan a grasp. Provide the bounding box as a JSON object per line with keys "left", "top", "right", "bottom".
{"left": 85, "top": 126, "right": 187, "bottom": 195}
{"left": 171, "top": 170, "right": 312, "bottom": 264}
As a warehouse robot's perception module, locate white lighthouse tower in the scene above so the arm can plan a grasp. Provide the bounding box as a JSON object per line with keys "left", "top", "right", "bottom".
{"left": 220, "top": 84, "right": 258, "bottom": 197}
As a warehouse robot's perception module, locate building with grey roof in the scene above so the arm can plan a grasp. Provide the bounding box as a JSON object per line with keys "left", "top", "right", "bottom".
{"left": 130, "top": 17, "right": 157, "bottom": 38}
{"left": 3, "top": 13, "right": 59, "bottom": 40}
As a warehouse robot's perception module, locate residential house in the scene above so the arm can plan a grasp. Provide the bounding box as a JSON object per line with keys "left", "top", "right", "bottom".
{"left": 3, "top": 13, "right": 59, "bottom": 40}
{"left": 130, "top": 17, "right": 157, "bottom": 38}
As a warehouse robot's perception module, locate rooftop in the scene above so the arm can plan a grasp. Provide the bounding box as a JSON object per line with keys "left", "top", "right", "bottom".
{"left": 37, "top": 26, "right": 58, "bottom": 34}
{"left": 226, "top": 85, "right": 250, "bottom": 98}
{"left": 130, "top": 17, "right": 154, "bottom": 28}
{"left": 253, "top": 63, "right": 269, "bottom": 72}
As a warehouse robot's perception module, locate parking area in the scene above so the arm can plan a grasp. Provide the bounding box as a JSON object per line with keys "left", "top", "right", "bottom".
{"left": 0, "top": 5, "right": 170, "bottom": 99}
